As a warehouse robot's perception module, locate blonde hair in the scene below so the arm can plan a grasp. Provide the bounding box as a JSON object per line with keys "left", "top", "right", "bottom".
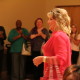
{"left": 47, "top": 8, "right": 71, "bottom": 36}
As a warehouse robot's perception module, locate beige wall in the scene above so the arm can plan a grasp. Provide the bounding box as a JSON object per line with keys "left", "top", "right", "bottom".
{"left": 0, "top": 0, "right": 46, "bottom": 43}
{"left": 45, "top": 0, "right": 80, "bottom": 11}
{"left": 45, "top": 0, "right": 80, "bottom": 27}
{"left": 0, "top": 0, "right": 80, "bottom": 44}
{"left": 0, "top": 0, "right": 45, "bottom": 35}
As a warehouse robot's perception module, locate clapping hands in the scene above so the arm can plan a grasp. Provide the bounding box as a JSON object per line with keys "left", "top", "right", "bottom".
{"left": 37, "top": 28, "right": 43, "bottom": 36}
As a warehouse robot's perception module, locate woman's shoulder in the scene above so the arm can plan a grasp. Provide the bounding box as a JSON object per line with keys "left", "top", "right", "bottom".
{"left": 42, "top": 27, "right": 48, "bottom": 30}
{"left": 52, "top": 31, "right": 66, "bottom": 36}
{"left": 77, "top": 33, "right": 80, "bottom": 40}
{"left": 52, "top": 31, "right": 69, "bottom": 40}
{"left": 30, "top": 27, "right": 37, "bottom": 31}
{"left": 42, "top": 28, "right": 48, "bottom": 32}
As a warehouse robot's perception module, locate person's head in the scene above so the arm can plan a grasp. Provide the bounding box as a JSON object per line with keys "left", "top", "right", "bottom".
{"left": 47, "top": 8, "right": 71, "bottom": 36}
{"left": 71, "top": 24, "right": 79, "bottom": 39}
{"left": 71, "top": 24, "right": 78, "bottom": 33}
{"left": 16, "top": 20, "right": 22, "bottom": 30}
{"left": 34, "top": 18, "right": 43, "bottom": 29}
{"left": 63, "top": 65, "right": 80, "bottom": 80}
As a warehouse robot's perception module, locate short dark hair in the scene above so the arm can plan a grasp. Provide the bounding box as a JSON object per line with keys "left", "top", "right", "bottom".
{"left": 16, "top": 20, "right": 22, "bottom": 26}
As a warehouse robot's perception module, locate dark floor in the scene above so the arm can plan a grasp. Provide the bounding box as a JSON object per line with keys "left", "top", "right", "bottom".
{"left": 1, "top": 52, "right": 42, "bottom": 80}
{"left": 0, "top": 71, "right": 35, "bottom": 80}
{"left": 0, "top": 54, "right": 34, "bottom": 80}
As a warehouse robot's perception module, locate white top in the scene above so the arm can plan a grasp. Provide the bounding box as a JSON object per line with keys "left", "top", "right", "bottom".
{"left": 71, "top": 34, "right": 80, "bottom": 51}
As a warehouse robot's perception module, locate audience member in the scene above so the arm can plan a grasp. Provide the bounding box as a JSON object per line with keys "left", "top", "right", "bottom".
{"left": 70, "top": 24, "right": 80, "bottom": 64}
{"left": 30, "top": 18, "right": 49, "bottom": 80}
{"left": 8, "top": 20, "right": 29, "bottom": 80}
{"left": 63, "top": 65, "right": 80, "bottom": 80}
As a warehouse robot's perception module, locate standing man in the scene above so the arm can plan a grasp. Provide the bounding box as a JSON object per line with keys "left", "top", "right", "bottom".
{"left": 8, "top": 20, "right": 29, "bottom": 80}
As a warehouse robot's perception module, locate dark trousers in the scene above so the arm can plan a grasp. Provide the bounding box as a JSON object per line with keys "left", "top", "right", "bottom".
{"left": 71, "top": 50, "right": 79, "bottom": 64}
{"left": 0, "top": 50, "right": 4, "bottom": 72}
{"left": 31, "top": 51, "right": 43, "bottom": 80}
{"left": 11, "top": 53, "right": 25, "bottom": 80}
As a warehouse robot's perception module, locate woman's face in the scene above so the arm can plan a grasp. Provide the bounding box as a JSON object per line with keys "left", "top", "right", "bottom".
{"left": 47, "top": 18, "right": 57, "bottom": 32}
{"left": 36, "top": 19, "right": 43, "bottom": 28}
{"left": 71, "top": 25, "right": 77, "bottom": 33}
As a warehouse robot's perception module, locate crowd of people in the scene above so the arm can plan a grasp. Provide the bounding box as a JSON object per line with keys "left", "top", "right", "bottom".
{"left": 0, "top": 8, "right": 80, "bottom": 80}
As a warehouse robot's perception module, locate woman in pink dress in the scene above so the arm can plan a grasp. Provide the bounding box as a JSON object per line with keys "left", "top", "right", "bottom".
{"left": 33, "top": 8, "right": 72, "bottom": 80}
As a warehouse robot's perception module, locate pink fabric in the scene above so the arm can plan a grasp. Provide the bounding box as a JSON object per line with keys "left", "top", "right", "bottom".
{"left": 42, "top": 31, "right": 72, "bottom": 79}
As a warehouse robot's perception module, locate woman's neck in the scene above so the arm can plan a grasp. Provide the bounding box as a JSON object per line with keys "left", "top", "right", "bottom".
{"left": 37, "top": 26, "right": 43, "bottom": 29}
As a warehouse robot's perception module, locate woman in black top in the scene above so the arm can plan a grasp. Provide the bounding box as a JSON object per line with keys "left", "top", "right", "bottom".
{"left": 30, "top": 18, "right": 49, "bottom": 80}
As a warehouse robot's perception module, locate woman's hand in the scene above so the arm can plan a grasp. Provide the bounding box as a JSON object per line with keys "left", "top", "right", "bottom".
{"left": 33, "top": 56, "right": 43, "bottom": 67}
